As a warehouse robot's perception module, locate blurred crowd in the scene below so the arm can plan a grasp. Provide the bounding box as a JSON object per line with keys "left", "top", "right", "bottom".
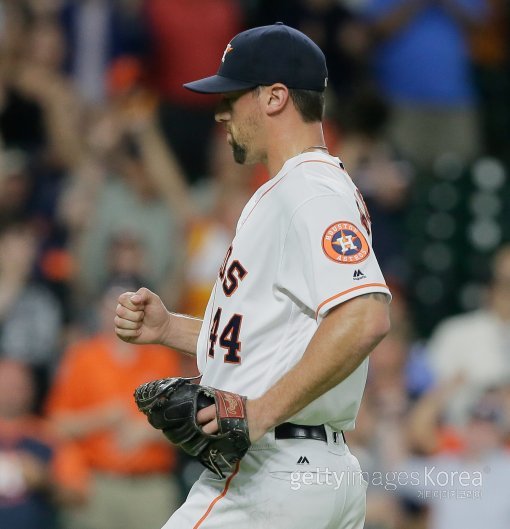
{"left": 0, "top": 1, "right": 509, "bottom": 528}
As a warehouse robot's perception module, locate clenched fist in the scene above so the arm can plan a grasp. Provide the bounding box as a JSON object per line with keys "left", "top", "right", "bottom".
{"left": 115, "top": 287, "right": 171, "bottom": 345}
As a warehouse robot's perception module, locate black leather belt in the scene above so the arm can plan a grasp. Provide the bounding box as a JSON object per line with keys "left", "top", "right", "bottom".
{"left": 274, "top": 423, "right": 328, "bottom": 442}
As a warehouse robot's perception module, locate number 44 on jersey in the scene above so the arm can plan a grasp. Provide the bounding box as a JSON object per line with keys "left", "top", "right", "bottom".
{"left": 209, "top": 245, "right": 247, "bottom": 364}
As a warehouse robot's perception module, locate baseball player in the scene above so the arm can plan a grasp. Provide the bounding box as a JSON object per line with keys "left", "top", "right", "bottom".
{"left": 115, "top": 23, "right": 391, "bottom": 529}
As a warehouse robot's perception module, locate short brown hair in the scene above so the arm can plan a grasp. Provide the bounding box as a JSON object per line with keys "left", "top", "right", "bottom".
{"left": 289, "top": 89, "right": 325, "bottom": 122}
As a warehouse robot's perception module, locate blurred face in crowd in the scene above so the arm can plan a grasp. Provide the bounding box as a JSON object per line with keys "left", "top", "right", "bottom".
{"left": 27, "top": 0, "right": 62, "bottom": 17}
{"left": 489, "top": 245, "right": 510, "bottom": 320}
{"left": 0, "top": 151, "right": 32, "bottom": 219}
{"left": 464, "top": 390, "right": 507, "bottom": 457}
{"left": 28, "top": 20, "right": 65, "bottom": 70}
{"left": 100, "top": 285, "right": 128, "bottom": 336}
{"left": 0, "top": 360, "right": 34, "bottom": 418}
{"left": 99, "top": 281, "right": 142, "bottom": 339}
{"left": 465, "top": 414, "right": 504, "bottom": 457}
{"left": 491, "top": 246, "right": 510, "bottom": 283}
{"left": 117, "top": 145, "right": 159, "bottom": 199}
{"left": 107, "top": 233, "right": 146, "bottom": 279}
{"left": 0, "top": 171, "right": 31, "bottom": 217}
{"left": 0, "top": 223, "right": 37, "bottom": 282}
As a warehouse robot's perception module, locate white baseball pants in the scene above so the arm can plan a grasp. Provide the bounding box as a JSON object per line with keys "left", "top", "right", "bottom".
{"left": 163, "top": 426, "right": 367, "bottom": 529}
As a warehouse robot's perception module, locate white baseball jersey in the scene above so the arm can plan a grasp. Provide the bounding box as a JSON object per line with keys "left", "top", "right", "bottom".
{"left": 196, "top": 151, "right": 390, "bottom": 431}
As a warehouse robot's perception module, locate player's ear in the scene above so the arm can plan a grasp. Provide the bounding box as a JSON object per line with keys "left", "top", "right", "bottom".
{"left": 263, "top": 84, "right": 289, "bottom": 116}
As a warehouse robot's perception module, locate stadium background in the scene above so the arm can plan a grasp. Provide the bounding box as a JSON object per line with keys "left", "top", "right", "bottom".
{"left": 0, "top": 1, "right": 509, "bottom": 528}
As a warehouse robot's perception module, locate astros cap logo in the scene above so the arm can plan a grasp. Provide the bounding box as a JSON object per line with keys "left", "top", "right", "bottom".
{"left": 322, "top": 221, "right": 369, "bottom": 263}
{"left": 221, "top": 43, "right": 234, "bottom": 63}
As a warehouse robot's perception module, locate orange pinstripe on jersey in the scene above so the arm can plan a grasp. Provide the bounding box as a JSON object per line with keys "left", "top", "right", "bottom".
{"left": 193, "top": 462, "right": 241, "bottom": 528}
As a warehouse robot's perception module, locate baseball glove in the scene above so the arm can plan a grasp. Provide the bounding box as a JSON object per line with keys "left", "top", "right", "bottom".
{"left": 134, "top": 377, "right": 250, "bottom": 478}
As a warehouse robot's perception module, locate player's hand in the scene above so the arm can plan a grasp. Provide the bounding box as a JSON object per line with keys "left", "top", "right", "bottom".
{"left": 115, "top": 287, "right": 170, "bottom": 345}
{"left": 197, "top": 400, "right": 267, "bottom": 443}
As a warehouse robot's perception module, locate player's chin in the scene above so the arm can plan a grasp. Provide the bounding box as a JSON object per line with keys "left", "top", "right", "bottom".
{"left": 232, "top": 143, "right": 248, "bottom": 164}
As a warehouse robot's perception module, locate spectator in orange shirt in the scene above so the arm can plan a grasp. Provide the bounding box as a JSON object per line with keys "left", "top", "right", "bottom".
{"left": 46, "top": 277, "right": 183, "bottom": 529}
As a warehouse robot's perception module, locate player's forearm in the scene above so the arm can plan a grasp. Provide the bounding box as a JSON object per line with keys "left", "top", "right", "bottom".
{"left": 407, "top": 378, "right": 462, "bottom": 454}
{"left": 163, "top": 312, "right": 203, "bottom": 357}
{"left": 136, "top": 122, "right": 194, "bottom": 224}
{"left": 41, "top": 82, "right": 85, "bottom": 170}
{"left": 254, "top": 294, "right": 390, "bottom": 431}
{"left": 50, "top": 407, "right": 121, "bottom": 439}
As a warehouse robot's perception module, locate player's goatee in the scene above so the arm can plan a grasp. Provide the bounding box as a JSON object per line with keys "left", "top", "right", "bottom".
{"left": 232, "top": 140, "right": 247, "bottom": 164}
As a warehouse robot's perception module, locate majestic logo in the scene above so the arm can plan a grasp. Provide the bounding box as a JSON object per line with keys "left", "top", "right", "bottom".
{"left": 353, "top": 269, "right": 366, "bottom": 281}
{"left": 322, "top": 221, "right": 370, "bottom": 264}
{"left": 297, "top": 456, "right": 310, "bottom": 465}
{"left": 222, "top": 43, "right": 234, "bottom": 62}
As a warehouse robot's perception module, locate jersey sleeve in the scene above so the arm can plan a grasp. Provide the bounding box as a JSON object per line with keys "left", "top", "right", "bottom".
{"left": 276, "top": 193, "right": 391, "bottom": 323}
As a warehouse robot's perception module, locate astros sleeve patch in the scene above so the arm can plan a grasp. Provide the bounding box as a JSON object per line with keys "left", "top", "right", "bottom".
{"left": 322, "top": 221, "right": 370, "bottom": 264}
{"left": 276, "top": 194, "right": 389, "bottom": 321}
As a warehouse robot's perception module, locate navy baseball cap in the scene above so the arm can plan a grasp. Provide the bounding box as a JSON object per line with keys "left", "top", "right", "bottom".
{"left": 183, "top": 23, "right": 328, "bottom": 94}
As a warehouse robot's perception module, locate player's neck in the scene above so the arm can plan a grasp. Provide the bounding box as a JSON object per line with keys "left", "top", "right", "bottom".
{"left": 265, "top": 121, "right": 327, "bottom": 177}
